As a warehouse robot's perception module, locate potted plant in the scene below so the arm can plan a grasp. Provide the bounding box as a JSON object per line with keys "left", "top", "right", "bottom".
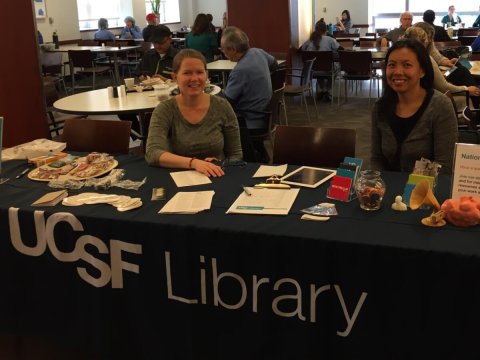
{"left": 150, "top": 0, "right": 160, "bottom": 16}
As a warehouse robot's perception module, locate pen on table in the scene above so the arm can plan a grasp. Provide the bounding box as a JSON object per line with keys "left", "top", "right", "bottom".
{"left": 16, "top": 168, "right": 29, "bottom": 179}
{"left": 242, "top": 185, "right": 252, "bottom": 196}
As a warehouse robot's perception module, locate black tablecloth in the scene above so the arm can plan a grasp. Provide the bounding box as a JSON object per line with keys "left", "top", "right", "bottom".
{"left": 0, "top": 155, "right": 479, "bottom": 359}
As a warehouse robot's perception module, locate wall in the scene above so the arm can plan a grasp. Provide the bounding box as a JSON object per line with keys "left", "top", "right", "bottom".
{"left": 0, "top": 0, "right": 48, "bottom": 146}
{"left": 192, "top": 0, "right": 227, "bottom": 29}
{"left": 36, "top": 0, "right": 200, "bottom": 42}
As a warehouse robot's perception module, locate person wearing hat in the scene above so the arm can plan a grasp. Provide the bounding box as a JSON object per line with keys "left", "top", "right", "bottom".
{"left": 423, "top": 10, "right": 450, "bottom": 41}
{"left": 143, "top": 13, "right": 158, "bottom": 42}
{"left": 120, "top": 16, "right": 142, "bottom": 39}
{"left": 136, "top": 25, "right": 179, "bottom": 81}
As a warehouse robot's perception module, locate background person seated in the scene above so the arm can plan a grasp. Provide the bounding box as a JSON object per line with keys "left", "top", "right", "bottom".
{"left": 143, "top": 13, "right": 158, "bottom": 42}
{"left": 378, "top": 12, "right": 413, "bottom": 47}
{"left": 120, "top": 16, "right": 142, "bottom": 40}
{"left": 220, "top": 26, "right": 277, "bottom": 162}
{"left": 94, "top": 18, "right": 115, "bottom": 41}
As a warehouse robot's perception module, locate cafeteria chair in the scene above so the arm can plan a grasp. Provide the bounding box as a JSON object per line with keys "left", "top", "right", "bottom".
{"left": 444, "top": 89, "right": 471, "bottom": 125}
{"left": 270, "top": 67, "right": 288, "bottom": 124}
{"left": 39, "top": 50, "right": 68, "bottom": 96}
{"left": 337, "top": 50, "right": 380, "bottom": 107}
{"left": 61, "top": 118, "right": 132, "bottom": 154}
{"left": 284, "top": 58, "right": 318, "bottom": 122}
{"left": 272, "top": 125, "right": 356, "bottom": 168}
{"left": 68, "top": 50, "right": 113, "bottom": 92}
{"left": 301, "top": 50, "right": 336, "bottom": 105}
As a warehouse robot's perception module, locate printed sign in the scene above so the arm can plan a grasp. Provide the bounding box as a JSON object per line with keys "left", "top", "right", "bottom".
{"left": 451, "top": 143, "right": 480, "bottom": 199}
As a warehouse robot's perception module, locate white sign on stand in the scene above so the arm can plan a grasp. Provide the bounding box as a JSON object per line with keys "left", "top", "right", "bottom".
{"left": 451, "top": 143, "right": 480, "bottom": 199}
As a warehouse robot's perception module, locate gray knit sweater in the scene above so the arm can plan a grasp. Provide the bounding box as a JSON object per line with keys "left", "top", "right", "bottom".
{"left": 371, "top": 90, "right": 458, "bottom": 174}
{"left": 145, "top": 95, "right": 243, "bottom": 166}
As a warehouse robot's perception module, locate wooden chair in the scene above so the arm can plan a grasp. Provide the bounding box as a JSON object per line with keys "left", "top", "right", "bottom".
{"left": 301, "top": 50, "right": 336, "bottom": 104}
{"left": 68, "top": 50, "right": 113, "bottom": 91}
{"left": 458, "top": 28, "right": 479, "bottom": 37}
{"left": 336, "top": 39, "right": 354, "bottom": 47}
{"left": 359, "top": 40, "right": 376, "bottom": 48}
{"left": 284, "top": 58, "right": 318, "bottom": 122}
{"left": 272, "top": 125, "right": 356, "bottom": 167}
{"left": 61, "top": 118, "right": 132, "bottom": 154}
{"left": 337, "top": 50, "right": 379, "bottom": 106}
{"left": 472, "top": 51, "right": 480, "bottom": 60}
{"left": 434, "top": 40, "right": 461, "bottom": 49}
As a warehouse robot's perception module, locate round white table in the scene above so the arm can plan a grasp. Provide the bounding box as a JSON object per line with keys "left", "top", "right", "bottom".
{"left": 53, "top": 85, "right": 222, "bottom": 145}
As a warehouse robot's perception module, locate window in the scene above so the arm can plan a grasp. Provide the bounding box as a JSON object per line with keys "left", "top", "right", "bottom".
{"left": 369, "top": 1, "right": 479, "bottom": 31}
{"left": 77, "top": 0, "right": 122, "bottom": 30}
{"left": 145, "top": 0, "right": 180, "bottom": 24}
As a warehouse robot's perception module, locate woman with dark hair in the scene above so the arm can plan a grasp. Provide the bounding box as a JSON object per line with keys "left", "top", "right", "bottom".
{"left": 371, "top": 38, "right": 458, "bottom": 174}
{"left": 336, "top": 10, "right": 352, "bottom": 33}
{"left": 300, "top": 20, "right": 341, "bottom": 101}
{"left": 185, "top": 13, "right": 218, "bottom": 62}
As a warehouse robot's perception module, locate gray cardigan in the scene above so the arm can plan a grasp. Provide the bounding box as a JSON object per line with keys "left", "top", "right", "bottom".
{"left": 371, "top": 90, "right": 458, "bottom": 174}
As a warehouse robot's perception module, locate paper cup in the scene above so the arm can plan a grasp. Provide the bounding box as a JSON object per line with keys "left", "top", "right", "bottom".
{"left": 124, "top": 78, "right": 135, "bottom": 90}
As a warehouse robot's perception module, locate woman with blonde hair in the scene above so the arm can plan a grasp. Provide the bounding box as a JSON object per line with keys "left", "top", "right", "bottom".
{"left": 145, "top": 49, "right": 242, "bottom": 177}
{"left": 403, "top": 24, "right": 480, "bottom": 104}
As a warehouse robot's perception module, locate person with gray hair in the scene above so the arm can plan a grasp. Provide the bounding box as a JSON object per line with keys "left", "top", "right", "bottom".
{"left": 94, "top": 18, "right": 115, "bottom": 41}
{"left": 379, "top": 12, "right": 413, "bottom": 47}
{"left": 120, "top": 16, "right": 142, "bottom": 39}
{"left": 220, "top": 26, "right": 278, "bottom": 162}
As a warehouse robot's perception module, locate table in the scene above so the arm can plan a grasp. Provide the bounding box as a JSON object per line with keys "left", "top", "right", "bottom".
{"left": 469, "top": 60, "right": 480, "bottom": 77}
{"left": 343, "top": 46, "right": 388, "bottom": 61}
{"left": 0, "top": 156, "right": 480, "bottom": 359}
{"left": 207, "top": 59, "right": 286, "bottom": 85}
{"left": 50, "top": 44, "right": 141, "bottom": 85}
{"left": 53, "top": 86, "right": 222, "bottom": 142}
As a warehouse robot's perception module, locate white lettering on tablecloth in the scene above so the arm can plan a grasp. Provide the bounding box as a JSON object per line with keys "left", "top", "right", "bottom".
{"left": 6, "top": 208, "right": 367, "bottom": 336}
{"left": 165, "top": 251, "right": 367, "bottom": 337}
{"left": 8, "top": 207, "right": 142, "bottom": 288}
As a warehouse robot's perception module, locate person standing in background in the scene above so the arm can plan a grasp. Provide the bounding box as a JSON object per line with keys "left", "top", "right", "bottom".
{"left": 94, "top": 18, "right": 115, "bottom": 41}
{"left": 120, "top": 16, "right": 142, "bottom": 39}
{"left": 423, "top": 10, "right": 450, "bottom": 41}
{"left": 336, "top": 10, "right": 352, "bottom": 34}
{"left": 143, "top": 13, "right": 158, "bottom": 42}
{"left": 186, "top": 13, "right": 218, "bottom": 63}
{"left": 441, "top": 5, "right": 462, "bottom": 27}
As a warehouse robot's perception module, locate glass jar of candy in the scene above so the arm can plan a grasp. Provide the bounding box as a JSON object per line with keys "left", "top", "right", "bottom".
{"left": 355, "top": 170, "right": 386, "bottom": 211}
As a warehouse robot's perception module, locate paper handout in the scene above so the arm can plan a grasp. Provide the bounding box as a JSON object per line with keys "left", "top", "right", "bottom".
{"left": 32, "top": 190, "right": 68, "bottom": 206}
{"left": 226, "top": 187, "right": 300, "bottom": 215}
{"left": 252, "top": 164, "right": 288, "bottom": 178}
{"left": 159, "top": 191, "right": 215, "bottom": 214}
{"left": 170, "top": 170, "right": 212, "bottom": 187}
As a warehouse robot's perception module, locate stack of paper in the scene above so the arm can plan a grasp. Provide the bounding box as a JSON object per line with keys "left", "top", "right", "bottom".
{"left": 226, "top": 188, "right": 300, "bottom": 215}
{"left": 32, "top": 190, "right": 68, "bottom": 206}
{"left": 159, "top": 191, "right": 215, "bottom": 214}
